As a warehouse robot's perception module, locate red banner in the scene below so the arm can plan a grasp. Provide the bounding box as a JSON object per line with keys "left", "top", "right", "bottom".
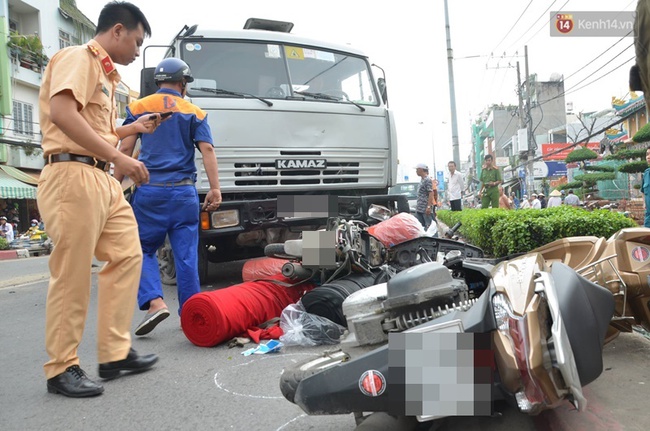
{"left": 541, "top": 142, "right": 601, "bottom": 161}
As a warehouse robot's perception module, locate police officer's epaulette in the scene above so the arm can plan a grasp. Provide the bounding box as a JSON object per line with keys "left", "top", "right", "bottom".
{"left": 87, "top": 44, "right": 115, "bottom": 74}
{"left": 87, "top": 44, "right": 99, "bottom": 57}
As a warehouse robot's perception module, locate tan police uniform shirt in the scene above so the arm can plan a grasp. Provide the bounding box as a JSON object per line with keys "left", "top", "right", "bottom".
{"left": 39, "top": 39, "right": 120, "bottom": 158}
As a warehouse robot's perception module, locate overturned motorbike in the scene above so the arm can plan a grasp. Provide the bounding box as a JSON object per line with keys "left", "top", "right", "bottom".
{"left": 532, "top": 227, "right": 650, "bottom": 341}
{"left": 277, "top": 217, "right": 615, "bottom": 429}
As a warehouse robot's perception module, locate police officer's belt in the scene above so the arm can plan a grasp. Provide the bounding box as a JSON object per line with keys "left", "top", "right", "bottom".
{"left": 46, "top": 153, "right": 109, "bottom": 171}
{"left": 148, "top": 179, "right": 194, "bottom": 187}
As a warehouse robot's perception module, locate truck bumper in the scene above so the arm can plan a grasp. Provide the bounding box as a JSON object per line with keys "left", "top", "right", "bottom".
{"left": 200, "top": 194, "right": 409, "bottom": 238}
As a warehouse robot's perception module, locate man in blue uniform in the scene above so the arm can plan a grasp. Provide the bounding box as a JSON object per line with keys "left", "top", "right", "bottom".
{"left": 116, "top": 58, "right": 222, "bottom": 335}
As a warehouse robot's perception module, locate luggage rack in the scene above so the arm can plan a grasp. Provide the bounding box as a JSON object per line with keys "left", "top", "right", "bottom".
{"left": 576, "top": 254, "right": 632, "bottom": 322}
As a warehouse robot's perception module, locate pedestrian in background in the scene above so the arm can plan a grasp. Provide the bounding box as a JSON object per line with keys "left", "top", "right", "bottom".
{"left": 498, "top": 186, "right": 513, "bottom": 209}
{"left": 520, "top": 194, "right": 530, "bottom": 209}
{"left": 478, "top": 154, "right": 501, "bottom": 209}
{"left": 530, "top": 193, "right": 542, "bottom": 209}
{"left": 0, "top": 216, "right": 13, "bottom": 243}
{"left": 564, "top": 189, "right": 580, "bottom": 206}
{"left": 414, "top": 163, "right": 437, "bottom": 230}
{"left": 546, "top": 189, "right": 563, "bottom": 208}
{"left": 642, "top": 148, "right": 650, "bottom": 227}
{"left": 538, "top": 192, "right": 547, "bottom": 208}
{"left": 510, "top": 192, "right": 520, "bottom": 209}
{"left": 117, "top": 58, "right": 222, "bottom": 336}
{"left": 38, "top": 1, "right": 159, "bottom": 398}
{"left": 446, "top": 160, "right": 464, "bottom": 211}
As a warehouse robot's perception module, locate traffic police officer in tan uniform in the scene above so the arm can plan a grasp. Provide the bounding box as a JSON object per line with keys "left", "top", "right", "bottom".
{"left": 38, "top": 2, "right": 160, "bottom": 398}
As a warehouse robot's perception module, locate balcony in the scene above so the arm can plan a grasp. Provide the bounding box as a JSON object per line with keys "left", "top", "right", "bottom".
{"left": 7, "top": 33, "right": 48, "bottom": 87}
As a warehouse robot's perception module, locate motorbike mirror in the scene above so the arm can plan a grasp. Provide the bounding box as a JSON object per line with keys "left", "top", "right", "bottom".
{"left": 368, "top": 204, "right": 391, "bottom": 221}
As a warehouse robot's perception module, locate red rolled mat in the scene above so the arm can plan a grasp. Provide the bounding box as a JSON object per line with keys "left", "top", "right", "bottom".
{"left": 181, "top": 276, "right": 315, "bottom": 347}
{"left": 241, "top": 256, "right": 287, "bottom": 281}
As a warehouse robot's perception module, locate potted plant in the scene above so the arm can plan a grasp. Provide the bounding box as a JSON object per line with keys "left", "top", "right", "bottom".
{"left": 7, "top": 32, "right": 48, "bottom": 70}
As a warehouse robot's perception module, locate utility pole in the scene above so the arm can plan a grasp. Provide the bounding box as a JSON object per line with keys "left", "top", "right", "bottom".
{"left": 443, "top": 0, "right": 460, "bottom": 167}
{"left": 516, "top": 61, "right": 524, "bottom": 129}
{"left": 524, "top": 45, "right": 535, "bottom": 195}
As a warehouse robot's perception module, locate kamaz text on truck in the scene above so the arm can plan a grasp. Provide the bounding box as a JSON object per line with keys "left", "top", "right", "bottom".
{"left": 140, "top": 18, "right": 398, "bottom": 283}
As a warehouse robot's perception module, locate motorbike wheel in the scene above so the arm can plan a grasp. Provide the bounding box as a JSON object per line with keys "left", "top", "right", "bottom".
{"left": 279, "top": 350, "right": 350, "bottom": 404}
{"left": 603, "top": 325, "right": 621, "bottom": 345}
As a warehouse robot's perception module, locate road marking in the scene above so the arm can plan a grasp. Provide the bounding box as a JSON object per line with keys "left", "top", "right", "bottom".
{"left": 213, "top": 353, "right": 316, "bottom": 399}
{"left": 0, "top": 265, "right": 102, "bottom": 290}
{"left": 275, "top": 414, "right": 307, "bottom": 431}
{"left": 0, "top": 273, "right": 50, "bottom": 289}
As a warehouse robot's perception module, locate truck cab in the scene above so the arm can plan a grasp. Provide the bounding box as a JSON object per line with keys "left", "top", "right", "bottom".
{"left": 140, "top": 19, "right": 400, "bottom": 283}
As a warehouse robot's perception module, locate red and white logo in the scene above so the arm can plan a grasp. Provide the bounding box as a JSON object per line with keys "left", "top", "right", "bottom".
{"left": 359, "top": 370, "right": 386, "bottom": 397}
{"left": 555, "top": 14, "right": 574, "bottom": 34}
{"left": 631, "top": 246, "right": 650, "bottom": 262}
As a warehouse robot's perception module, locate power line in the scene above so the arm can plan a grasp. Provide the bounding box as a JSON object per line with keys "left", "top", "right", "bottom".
{"left": 490, "top": 0, "right": 534, "bottom": 56}
{"left": 511, "top": 112, "right": 631, "bottom": 173}
{"left": 536, "top": 44, "right": 634, "bottom": 109}
{"left": 503, "top": 0, "right": 559, "bottom": 52}
{"left": 563, "top": 55, "right": 635, "bottom": 99}
{"left": 563, "top": 32, "right": 632, "bottom": 82}
{"left": 521, "top": 0, "right": 572, "bottom": 47}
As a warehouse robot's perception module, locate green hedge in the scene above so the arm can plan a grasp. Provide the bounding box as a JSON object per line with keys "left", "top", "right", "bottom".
{"left": 437, "top": 206, "right": 637, "bottom": 257}
{"left": 0, "top": 237, "right": 8, "bottom": 250}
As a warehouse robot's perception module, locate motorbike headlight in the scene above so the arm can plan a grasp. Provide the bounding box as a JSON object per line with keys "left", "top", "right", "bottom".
{"left": 492, "top": 293, "right": 548, "bottom": 414}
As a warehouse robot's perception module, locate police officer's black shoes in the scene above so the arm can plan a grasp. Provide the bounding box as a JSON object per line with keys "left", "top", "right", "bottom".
{"left": 47, "top": 365, "right": 104, "bottom": 398}
{"left": 98, "top": 348, "right": 158, "bottom": 380}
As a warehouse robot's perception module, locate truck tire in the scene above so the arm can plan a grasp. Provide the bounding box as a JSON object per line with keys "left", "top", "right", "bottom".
{"left": 198, "top": 239, "right": 209, "bottom": 285}
{"left": 157, "top": 237, "right": 177, "bottom": 285}
{"left": 279, "top": 350, "right": 349, "bottom": 404}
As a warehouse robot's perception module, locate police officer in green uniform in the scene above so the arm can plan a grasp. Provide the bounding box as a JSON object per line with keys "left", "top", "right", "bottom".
{"left": 479, "top": 154, "right": 502, "bottom": 209}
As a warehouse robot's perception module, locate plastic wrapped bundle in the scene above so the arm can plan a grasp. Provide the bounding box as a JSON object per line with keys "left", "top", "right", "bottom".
{"left": 301, "top": 272, "right": 379, "bottom": 327}
{"left": 366, "top": 212, "right": 424, "bottom": 247}
{"left": 181, "top": 276, "right": 315, "bottom": 347}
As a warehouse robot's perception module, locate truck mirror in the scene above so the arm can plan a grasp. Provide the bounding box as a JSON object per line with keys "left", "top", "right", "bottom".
{"left": 377, "top": 77, "right": 388, "bottom": 105}
{"left": 140, "top": 67, "right": 157, "bottom": 98}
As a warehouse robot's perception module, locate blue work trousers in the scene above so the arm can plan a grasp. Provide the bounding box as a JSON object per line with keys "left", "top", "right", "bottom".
{"left": 132, "top": 184, "right": 200, "bottom": 313}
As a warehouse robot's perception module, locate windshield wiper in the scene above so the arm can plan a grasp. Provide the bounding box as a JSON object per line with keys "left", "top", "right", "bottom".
{"left": 193, "top": 87, "right": 273, "bottom": 107}
{"left": 294, "top": 91, "right": 365, "bottom": 112}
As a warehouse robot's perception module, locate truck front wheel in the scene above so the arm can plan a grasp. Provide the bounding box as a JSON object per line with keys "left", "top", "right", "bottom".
{"left": 157, "top": 237, "right": 209, "bottom": 285}
{"left": 157, "top": 237, "right": 177, "bottom": 285}
{"left": 198, "top": 239, "right": 209, "bottom": 285}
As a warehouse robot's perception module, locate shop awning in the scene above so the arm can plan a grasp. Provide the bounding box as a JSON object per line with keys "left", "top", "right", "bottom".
{"left": 0, "top": 168, "right": 37, "bottom": 199}
{"left": 0, "top": 165, "right": 39, "bottom": 185}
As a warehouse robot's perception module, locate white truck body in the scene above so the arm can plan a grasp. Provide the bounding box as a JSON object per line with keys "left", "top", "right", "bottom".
{"left": 144, "top": 21, "right": 399, "bottom": 282}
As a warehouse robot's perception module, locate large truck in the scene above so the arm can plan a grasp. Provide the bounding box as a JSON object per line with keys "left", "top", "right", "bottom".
{"left": 140, "top": 19, "right": 400, "bottom": 283}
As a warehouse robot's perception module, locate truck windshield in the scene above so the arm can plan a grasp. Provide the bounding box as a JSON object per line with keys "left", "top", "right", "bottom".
{"left": 182, "top": 40, "right": 378, "bottom": 105}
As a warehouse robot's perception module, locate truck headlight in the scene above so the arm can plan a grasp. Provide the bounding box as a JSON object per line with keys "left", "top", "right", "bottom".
{"left": 210, "top": 210, "right": 239, "bottom": 228}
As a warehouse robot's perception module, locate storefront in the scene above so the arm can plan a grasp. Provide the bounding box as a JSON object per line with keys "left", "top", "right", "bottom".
{"left": 0, "top": 166, "right": 39, "bottom": 234}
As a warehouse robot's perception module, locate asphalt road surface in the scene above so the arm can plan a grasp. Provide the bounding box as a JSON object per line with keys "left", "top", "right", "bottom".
{"left": 1, "top": 256, "right": 649, "bottom": 431}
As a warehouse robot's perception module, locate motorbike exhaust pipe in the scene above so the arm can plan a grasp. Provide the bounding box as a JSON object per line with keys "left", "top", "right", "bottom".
{"left": 282, "top": 262, "right": 314, "bottom": 279}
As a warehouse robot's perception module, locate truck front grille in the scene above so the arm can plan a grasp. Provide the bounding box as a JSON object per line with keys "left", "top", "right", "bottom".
{"left": 234, "top": 162, "right": 360, "bottom": 186}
